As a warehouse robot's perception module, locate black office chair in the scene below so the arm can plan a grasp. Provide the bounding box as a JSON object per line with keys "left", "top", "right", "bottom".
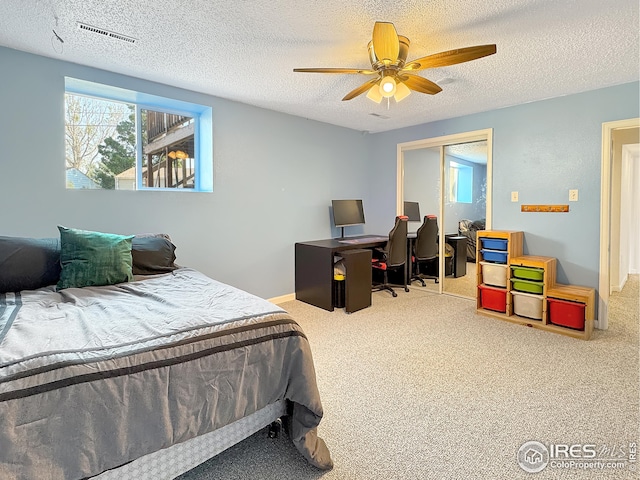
{"left": 411, "top": 215, "right": 439, "bottom": 286}
{"left": 372, "top": 215, "right": 409, "bottom": 297}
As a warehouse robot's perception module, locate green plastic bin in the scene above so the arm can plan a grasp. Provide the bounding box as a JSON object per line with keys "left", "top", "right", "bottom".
{"left": 510, "top": 265, "right": 544, "bottom": 281}
{"left": 510, "top": 278, "right": 544, "bottom": 294}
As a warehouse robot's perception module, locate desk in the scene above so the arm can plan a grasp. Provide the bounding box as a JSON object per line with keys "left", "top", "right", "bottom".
{"left": 445, "top": 235, "right": 468, "bottom": 278}
{"left": 295, "top": 235, "right": 387, "bottom": 313}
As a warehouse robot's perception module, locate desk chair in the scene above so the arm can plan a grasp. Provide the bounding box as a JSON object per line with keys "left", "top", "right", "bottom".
{"left": 372, "top": 216, "right": 409, "bottom": 297}
{"left": 411, "top": 215, "right": 439, "bottom": 286}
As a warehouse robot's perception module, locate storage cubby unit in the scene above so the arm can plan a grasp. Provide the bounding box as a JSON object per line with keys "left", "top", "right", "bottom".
{"left": 509, "top": 255, "right": 556, "bottom": 316}
{"left": 545, "top": 285, "right": 595, "bottom": 340}
{"left": 475, "top": 231, "right": 523, "bottom": 318}
{"left": 509, "top": 255, "right": 556, "bottom": 321}
{"left": 475, "top": 231, "right": 595, "bottom": 340}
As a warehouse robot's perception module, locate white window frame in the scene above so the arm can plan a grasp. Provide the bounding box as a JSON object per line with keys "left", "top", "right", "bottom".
{"left": 65, "top": 77, "right": 213, "bottom": 192}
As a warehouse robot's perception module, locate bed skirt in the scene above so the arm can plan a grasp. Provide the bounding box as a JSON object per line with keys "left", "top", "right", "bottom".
{"left": 93, "top": 399, "right": 286, "bottom": 479}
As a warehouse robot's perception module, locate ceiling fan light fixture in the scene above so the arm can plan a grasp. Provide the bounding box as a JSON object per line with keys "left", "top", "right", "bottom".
{"left": 293, "top": 21, "right": 496, "bottom": 103}
{"left": 379, "top": 75, "right": 396, "bottom": 97}
{"left": 393, "top": 81, "right": 411, "bottom": 102}
{"left": 366, "top": 83, "right": 383, "bottom": 103}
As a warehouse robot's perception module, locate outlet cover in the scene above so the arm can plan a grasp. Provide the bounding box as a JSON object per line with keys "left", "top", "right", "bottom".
{"left": 511, "top": 191, "right": 519, "bottom": 202}
{"left": 569, "top": 189, "right": 578, "bottom": 201}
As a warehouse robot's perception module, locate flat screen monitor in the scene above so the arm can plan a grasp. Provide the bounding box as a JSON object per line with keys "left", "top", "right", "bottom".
{"left": 404, "top": 201, "right": 421, "bottom": 222}
{"left": 332, "top": 199, "right": 365, "bottom": 227}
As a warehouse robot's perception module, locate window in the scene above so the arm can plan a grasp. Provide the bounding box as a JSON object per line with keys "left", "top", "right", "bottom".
{"left": 64, "top": 78, "right": 212, "bottom": 192}
{"left": 448, "top": 161, "right": 473, "bottom": 203}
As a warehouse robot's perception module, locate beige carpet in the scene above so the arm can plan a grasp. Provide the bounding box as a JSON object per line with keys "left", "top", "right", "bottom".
{"left": 411, "top": 261, "right": 477, "bottom": 299}
{"left": 180, "top": 275, "right": 639, "bottom": 480}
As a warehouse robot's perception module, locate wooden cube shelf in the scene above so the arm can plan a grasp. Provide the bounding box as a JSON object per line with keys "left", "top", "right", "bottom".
{"left": 546, "top": 284, "right": 595, "bottom": 340}
{"left": 475, "top": 231, "right": 595, "bottom": 340}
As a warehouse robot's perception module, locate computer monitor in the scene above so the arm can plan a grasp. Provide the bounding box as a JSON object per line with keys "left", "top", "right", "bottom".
{"left": 403, "top": 201, "right": 421, "bottom": 222}
{"left": 332, "top": 199, "right": 365, "bottom": 237}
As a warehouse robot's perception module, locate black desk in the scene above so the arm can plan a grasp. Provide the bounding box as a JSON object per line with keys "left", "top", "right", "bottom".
{"left": 295, "top": 235, "right": 387, "bottom": 313}
{"left": 445, "top": 235, "right": 468, "bottom": 278}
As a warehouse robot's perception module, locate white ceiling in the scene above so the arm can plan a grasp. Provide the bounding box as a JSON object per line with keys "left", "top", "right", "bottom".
{"left": 447, "top": 141, "right": 487, "bottom": 164}
{"left": 0, "top": 0, "right": 638, "bottom": 133}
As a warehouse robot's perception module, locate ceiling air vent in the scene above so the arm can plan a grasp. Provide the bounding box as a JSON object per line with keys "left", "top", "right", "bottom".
{"left": 77, "top": 22, "right": 137, "bottom": 44}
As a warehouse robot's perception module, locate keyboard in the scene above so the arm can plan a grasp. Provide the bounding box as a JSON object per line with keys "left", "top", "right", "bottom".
{"left": 337, "top": 236, "right": 387, "bottom": 244}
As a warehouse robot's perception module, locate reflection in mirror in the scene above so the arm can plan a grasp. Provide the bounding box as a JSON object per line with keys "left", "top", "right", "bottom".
{"left": 403, "top": 146, "right": 441, "bottom": 294}
{"left": 443, "top": 141, "right": 488, "bottom": 298}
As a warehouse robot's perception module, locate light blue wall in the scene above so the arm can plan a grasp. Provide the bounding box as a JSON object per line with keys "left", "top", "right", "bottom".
{"left": 403, "top": 150, "right": 486, "bottom": 235}
{"left": 0, "top": 47, "right": 370, "bottom": 299}
{"left": 367, "top": 82, "right": 640, "bottom": 291}
{"left": 2, "top": 46, "right": 638, "bottom": 298}
{"left": 403, "top": 147, "right": 440, "bottom": 231}
{"left": 444, "top": 155, "right": 486, "bottom": 234}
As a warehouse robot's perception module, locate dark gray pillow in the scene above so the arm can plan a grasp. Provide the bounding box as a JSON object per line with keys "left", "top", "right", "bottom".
{"left": 131, "top": 236, "right": 177, "bottom": 275}
{"left": 0, "top": 236, "right": 62, "bottom": 293}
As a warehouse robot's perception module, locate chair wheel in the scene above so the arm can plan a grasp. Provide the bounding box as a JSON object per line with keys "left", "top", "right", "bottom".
{"left": 405, "top": 287, "right": 409, "bottom": 292}
{"left": 392, "top": 292, "right": 398, "bottom": 297}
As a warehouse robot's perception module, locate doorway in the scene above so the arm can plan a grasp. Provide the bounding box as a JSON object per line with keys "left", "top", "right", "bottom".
{"left": 397, "top": 129, "right": 493, "bottom": 298}
{"left": 599, "top": 118, "right": 640, "bottom": 329}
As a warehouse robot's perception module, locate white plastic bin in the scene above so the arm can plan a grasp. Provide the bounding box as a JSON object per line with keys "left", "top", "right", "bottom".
{"left": 480, "top": 261, "right": 508, "bottom": 288}
{"left": 512, "top": 291, "right": 543, "bottom": 320}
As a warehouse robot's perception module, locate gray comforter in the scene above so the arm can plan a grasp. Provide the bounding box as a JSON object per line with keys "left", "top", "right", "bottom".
{"left": 0, "top": 268, "right": 332, "bottom": 479}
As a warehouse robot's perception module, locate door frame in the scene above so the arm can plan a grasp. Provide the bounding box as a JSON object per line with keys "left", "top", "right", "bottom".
{"left": 396, "top": 129, "right": 493, "bottom": 292}
{"left": 598, "top": 118, "right": 640, "bottom": 329}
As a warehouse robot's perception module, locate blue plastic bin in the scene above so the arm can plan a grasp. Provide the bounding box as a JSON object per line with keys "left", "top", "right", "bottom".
{"left": 480, "top": 249, "right": 508, "bottom": 264}
{"left": 480, "top": 237, "right": 508, "bottom": 251}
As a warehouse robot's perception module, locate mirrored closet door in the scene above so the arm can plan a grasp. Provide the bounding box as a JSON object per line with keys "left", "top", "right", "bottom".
{"left": 399, "top": 130, "right": 492, "bottom": 298}
{"left": 442, "top": 141, "right": 488, "bottom": 298}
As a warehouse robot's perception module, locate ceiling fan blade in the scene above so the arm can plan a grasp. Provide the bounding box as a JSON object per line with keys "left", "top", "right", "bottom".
{"left": 403, "top": 44, "right": 497, "bottom": 71}
{"left": 372, "top": 22, "right": 399, "bottom": 63}
{"left": 293, "top": 67, "right": 377, "bottom": 75}
{"left": 342, "top": 78, "right": 381, "bottom": 101}
{"left": 399, "top": 74, "right": 443, "bottom": 95}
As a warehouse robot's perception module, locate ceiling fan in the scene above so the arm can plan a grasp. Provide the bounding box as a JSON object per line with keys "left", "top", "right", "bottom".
{"left": 294, "top": 22, "right": 496, "bottom": 103}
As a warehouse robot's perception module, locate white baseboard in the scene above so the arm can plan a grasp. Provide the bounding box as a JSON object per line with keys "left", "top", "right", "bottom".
{"left": 612, "top": 275, "right": 628, "bottom": 293}
{"left": 268, "top": 293, "right": 296, "bottom": 305}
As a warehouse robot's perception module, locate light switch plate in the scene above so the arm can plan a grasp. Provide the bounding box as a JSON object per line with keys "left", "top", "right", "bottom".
{"left": 569, "top": 189, "right": 578, "bottom": 201}
{"left": 511, "top": 191, "right": 519, "bottom": 202}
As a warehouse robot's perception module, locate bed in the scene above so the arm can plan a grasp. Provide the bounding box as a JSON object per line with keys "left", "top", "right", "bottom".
{"left": 458, "top": 218, "right": 486, "bottom": 262}
{"left": 0, "top": 230, "right": 332, "bottom": 479}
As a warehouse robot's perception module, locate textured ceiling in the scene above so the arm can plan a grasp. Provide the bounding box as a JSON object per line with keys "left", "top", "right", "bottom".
{"left": 447, "top": 141, "right": 487, "bottom": 164}
{"left": 0, "top": 0, "right": 638, "bottom": 133}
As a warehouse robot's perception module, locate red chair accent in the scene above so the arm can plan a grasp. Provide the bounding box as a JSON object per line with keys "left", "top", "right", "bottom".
{"left": 372, "top": 216, "right": 409, "bottom": 297}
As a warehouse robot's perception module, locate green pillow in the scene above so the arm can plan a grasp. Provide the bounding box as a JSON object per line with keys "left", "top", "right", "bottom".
{"left": 57, "top": 226, "right": 134, "bottom": 290}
